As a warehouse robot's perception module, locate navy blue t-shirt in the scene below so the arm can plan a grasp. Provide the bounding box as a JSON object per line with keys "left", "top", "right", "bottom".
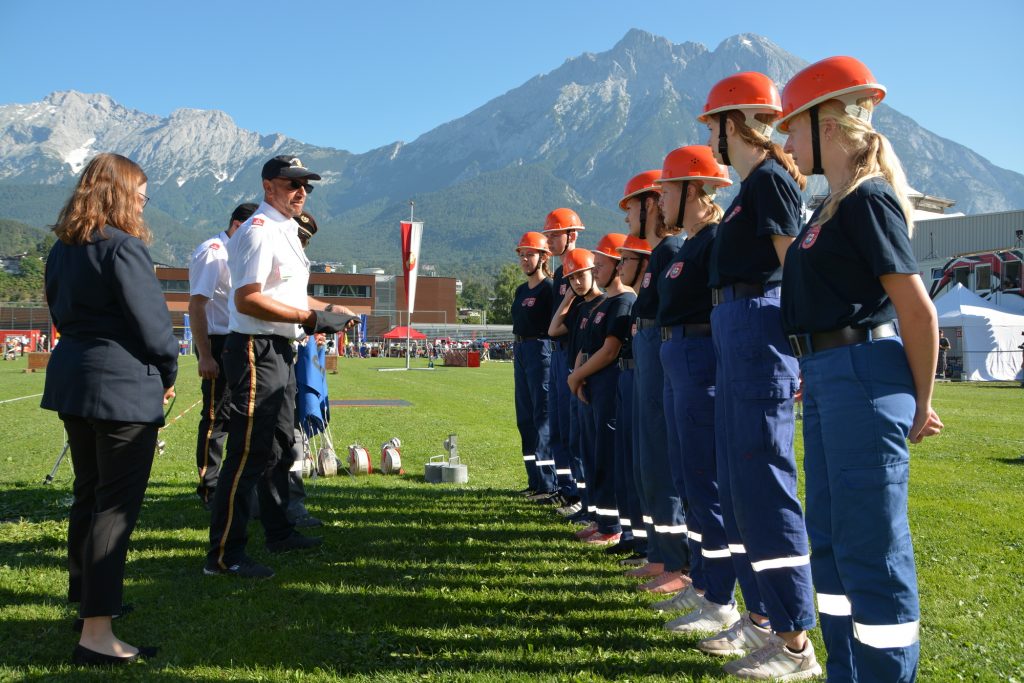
{"left": 633, "top": 234, "right": 684, "bottom": 320}
{"left": 781, "top": 178, "right": 918, "bottom": 334}
{"left": 567, "top": 294, "right": 606, "bottom": 363}
{"left": 583, "top": 292, "right": 637, "bottom": 355}
{"left": 656, "top": 224, "right": 718, "bottom": 327}
{"left": 511, "top": 278, "right": 554, "bottom": 337}
{"left": 709, "top": 158, "right": 803, "bottom": 288}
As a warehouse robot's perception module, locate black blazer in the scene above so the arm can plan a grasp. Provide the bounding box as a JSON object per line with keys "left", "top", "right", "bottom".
{"left": 41, "top": 226, "right": 178, "bottom": 425}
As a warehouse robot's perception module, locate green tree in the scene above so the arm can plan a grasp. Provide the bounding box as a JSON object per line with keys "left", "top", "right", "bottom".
{"left": 487, "top": 263, "right": 523, "bottom": 325}
{"left": 458, "top": 280, "right": 489, "bottom": 311}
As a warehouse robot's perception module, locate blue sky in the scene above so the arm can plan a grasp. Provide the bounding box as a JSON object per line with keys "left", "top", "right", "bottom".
{"left": 2, "top": 0, "right": 1022, "bottom": 174}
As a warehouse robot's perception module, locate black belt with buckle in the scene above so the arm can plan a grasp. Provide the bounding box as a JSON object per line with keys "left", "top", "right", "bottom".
{"left": 661, "top": 323, "right": 713, "bottom": 341}
{"left": 635, "top": 317, "right": 658, "bottom": 330}
{"left": 787, "top": 322, "right": 898, "bottom": 358}
{"left": 618, "top": 358, "right": 636, "bottom": 370}
{"left": 514, "top": 335, "right": 540, "bottom": 343}
{"left": 711, "top": 282, "right": 776, "bottom": 306}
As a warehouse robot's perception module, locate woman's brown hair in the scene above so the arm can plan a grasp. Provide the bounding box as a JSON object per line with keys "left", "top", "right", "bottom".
{"left": 726, "top": 111, "right": 807, "bottom": 191}
{"left": 52, "top": 153, "right": 151, "bottom": 245}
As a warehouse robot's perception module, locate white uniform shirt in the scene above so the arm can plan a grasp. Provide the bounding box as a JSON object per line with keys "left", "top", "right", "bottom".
{"left": 188, "top": 231, "right": 232, "bottom": 335}
{"left": 227, "top": 202, "right": 310, "bottom": 339}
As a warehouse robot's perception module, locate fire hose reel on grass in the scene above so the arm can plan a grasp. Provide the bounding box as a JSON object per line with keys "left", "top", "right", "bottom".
{"left": 380, "top": 437, "right": 404, "bottom": 474}
{"left": 347, "top": 444, "right": 372, "bottom": 475}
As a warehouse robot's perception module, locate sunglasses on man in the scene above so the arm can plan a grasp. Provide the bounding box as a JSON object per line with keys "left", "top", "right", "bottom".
{"left": 278, "top": 178, "right": 314, "bottom": 194}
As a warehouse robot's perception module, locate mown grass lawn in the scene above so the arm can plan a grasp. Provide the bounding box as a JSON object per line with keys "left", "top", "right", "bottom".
{"left": 0, "top": 354, "right": 1021, "bottom": 682}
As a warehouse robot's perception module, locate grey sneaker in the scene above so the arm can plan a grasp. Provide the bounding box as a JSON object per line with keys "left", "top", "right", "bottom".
{"left": 664, "top": 597, "right": 740, "bottom": 634}
{"left": 203, "top": 557, "right": 275, "bottom": 579}
{"left": 697, "top": 612, "right": 772, "bottom": 656}
{"left": 725, "top": 636, "right": 822, "bottom": 681}
{"left": 651, "top": 584, "right": 702, "bottom": 613}
{"left": 555, "top": 500, "right": 583, "bottom": 516}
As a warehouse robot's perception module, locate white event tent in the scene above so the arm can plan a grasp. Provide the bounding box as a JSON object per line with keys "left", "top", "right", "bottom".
{"left": 933, "top": 284, "right": 1024, "bottom": 381}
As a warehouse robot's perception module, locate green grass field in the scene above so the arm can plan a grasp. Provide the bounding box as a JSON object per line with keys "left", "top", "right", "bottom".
{"left": 0, "top": 355, "right": 1021, "bottom": 682}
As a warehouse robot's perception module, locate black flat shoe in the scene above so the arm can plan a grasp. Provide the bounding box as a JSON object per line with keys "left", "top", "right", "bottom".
{"left": 71, "top": 644, "right": 158, "bottom": 666}
{"left": 71, "top": 603, "right": 134, "bottom": 632}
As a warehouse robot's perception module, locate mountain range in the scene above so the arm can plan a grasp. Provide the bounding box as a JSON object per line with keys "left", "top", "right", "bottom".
{"left": 1, "top": 29, "right": 1022, "bottom": 275}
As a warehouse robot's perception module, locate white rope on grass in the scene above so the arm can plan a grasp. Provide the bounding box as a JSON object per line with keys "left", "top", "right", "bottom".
{"left": 0, "top": 393, "right": 43, "bottom": 405}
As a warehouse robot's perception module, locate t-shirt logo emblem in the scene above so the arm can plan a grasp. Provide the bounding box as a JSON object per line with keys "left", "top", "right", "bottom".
{"left": 642, "top": 272, "right": 652, "bottom": 288}
{"left": 523, "top": 297, "right": 535, "bottom": 307}
{"left": 594, "top": 312, "right": 605, "bottom": 324}
{"left": 667, "top": 262, "right": 684, "bottom": 279}
{"left": 801, "top": 225, "right": 822, "bottom": 250}
{"left": 725, "top": 206, "right": 742, "bottom": 222}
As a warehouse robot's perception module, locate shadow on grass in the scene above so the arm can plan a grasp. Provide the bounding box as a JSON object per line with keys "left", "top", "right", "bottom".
{"left": 2, "top": 481, "right": 725, "bottom": 680}
{"left": 992, "top": 456, "right": 1024, "bottom": 465}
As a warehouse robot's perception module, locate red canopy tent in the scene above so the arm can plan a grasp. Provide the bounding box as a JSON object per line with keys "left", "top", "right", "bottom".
{"left": 381, "top": 326, "right": 426, "bottom": 340}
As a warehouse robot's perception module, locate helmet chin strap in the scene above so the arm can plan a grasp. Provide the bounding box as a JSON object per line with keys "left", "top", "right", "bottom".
{"left": 638, "top": 198, "right": 648, "bottom": 240}
{"left": 718, "top": 112, "right": 731, "bottom": 167}
{"left": 810, "top": 106, "right": 825, "bottom": 176}
{"left": 675, "top": 181, "right": 688, "bottom": 230}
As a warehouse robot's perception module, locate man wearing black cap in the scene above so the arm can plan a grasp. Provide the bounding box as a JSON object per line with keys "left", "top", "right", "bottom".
{"left": 189, "top": 202, "right": 257, "bottom": 508}
{"left": 205, "top": 156, "right": 356, "bottom": 579}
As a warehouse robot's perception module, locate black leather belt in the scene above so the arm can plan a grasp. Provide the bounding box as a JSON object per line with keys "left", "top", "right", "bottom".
{"left": 618, "top": 358, "right": 636, "bottom": 370}
{"left": 514, "top": 335, "right": 540, "bottom": 342}
{"left": 661, "top": 324, "right": 712, "bottom": 341}
{"left": 711, "top": 282, "right": 778, "bottom": 306}
{"left": 634, "top": 317, "right": 658, "bottom": 330}
{"left": 787, "top": 322, "right": 898, "bottom": 358}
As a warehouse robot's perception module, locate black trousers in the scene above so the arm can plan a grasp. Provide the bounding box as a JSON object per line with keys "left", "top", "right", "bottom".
{"left": 207, "top": 334, "right": 296, "bottom": 568}
{"left": 195, "top": 334, "right": 229, "bottom": 502}
{"left": 62, "top": 415, "right": 157, "bottom": 618}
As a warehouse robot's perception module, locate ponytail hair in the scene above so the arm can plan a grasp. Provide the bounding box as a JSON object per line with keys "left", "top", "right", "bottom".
{"left": 727, "top": 110, "right": 807, "bottom": 190}
{"left": 696, "top": 185, "right": 725, "bottom": 228}
{"left": 540, "top": 253, "right": 553, "bottom": 279}
{"left": 813, "top": 99, "right": 915, "bottom": 235}
{"left": 638, "top": 192, "right": 673, "bottom": 239}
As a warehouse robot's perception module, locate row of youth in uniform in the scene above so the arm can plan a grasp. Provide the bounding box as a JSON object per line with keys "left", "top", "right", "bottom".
{"left": 508, "top": 56, "right": 942, "bottom": 683}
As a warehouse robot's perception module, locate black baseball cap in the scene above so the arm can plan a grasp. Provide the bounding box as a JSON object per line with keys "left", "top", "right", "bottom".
{"left": 261, "top": 155, "right": 322, "bottom": 181}
{"left": 230, "top": 202, "right": 258, "bottom": 225}
{"left": 295, "top": 211, "right": 318, "bottom": 242}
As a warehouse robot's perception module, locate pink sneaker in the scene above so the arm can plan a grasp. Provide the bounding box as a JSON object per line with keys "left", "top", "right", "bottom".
{"left": 573, "top": 523, "right": 599, "bottom": 539}
{"left": 638, "top": 571, "right": 691, "bottom": 594}
{"left": 584, "top": 532, "right": 621, "bottom": 546}
{"left": 625, "top": 562, "right": 664, "bottom": 578}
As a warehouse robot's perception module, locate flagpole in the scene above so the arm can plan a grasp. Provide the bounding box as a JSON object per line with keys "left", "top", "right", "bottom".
{"left": 406, "top": 200, "right": 414, "bottom": 370}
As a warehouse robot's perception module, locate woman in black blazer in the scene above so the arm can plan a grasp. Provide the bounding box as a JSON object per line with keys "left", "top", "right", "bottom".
{"left": 41, "top": 153, "right": 177, "bottom": 666}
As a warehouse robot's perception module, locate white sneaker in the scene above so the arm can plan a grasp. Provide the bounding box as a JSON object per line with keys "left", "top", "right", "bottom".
{"left": 651, "top": 584, "right": 702, "bottom": 613}
{"left": 664, "top": 597, "right": 740, "bottom": 634}
{"left": 697, "top": 612, "right": 772, "bottom": 657}
{"left": 724, "top": 636, "right": 822, "bottom": 681}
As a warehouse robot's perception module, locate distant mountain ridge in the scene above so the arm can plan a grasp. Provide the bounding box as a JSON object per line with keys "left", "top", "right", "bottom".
{"left": 1, "top": 29, "right": 1022, "bottom": 272}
